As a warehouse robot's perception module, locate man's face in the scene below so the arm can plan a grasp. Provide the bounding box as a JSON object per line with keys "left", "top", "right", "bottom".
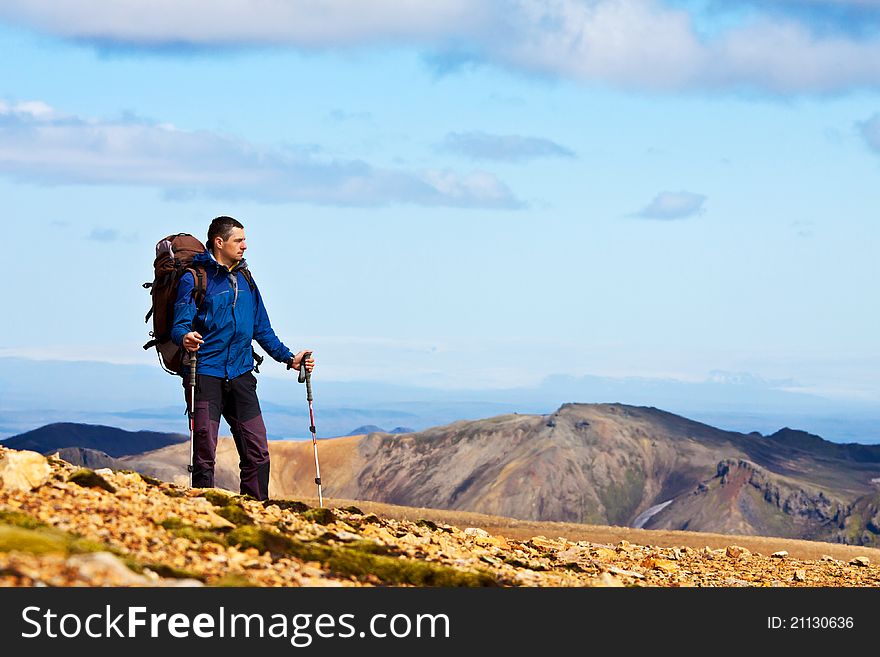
{"left": 215, "top": 227, "right": 247, "bottom": 264}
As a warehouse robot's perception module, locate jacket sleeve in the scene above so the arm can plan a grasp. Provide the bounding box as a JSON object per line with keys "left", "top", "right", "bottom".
{"left": 171, "top": 272, "right": 197, "bottom": 346}
{"left": 252, "top": 283, "right": 295, "bottom": 363}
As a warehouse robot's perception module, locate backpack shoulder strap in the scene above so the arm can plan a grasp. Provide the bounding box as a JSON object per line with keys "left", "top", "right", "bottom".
{"left": 240, "top": 268, "right": 256, "bottom": 291}
{"left": 186, "top": 265, "right": 208, "bottom": 307}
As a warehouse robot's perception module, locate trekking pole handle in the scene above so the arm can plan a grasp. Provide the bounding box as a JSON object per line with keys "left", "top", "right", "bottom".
{"left": 293, "top": 351, "right": 314, "bottom": 402}
{"left": 188, "top": 349, "right": 197, "bottom": 388}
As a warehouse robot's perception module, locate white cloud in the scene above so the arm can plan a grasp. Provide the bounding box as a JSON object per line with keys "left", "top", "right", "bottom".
{"left": 5, "top": 0, "right": 880, "bottom": 92}
{"left": 0, "top": 0, "right": 482, "bottom": 47}
{"left": 633, "top": 190, "right": 706, "bottom": 220}
{"left": 441, "top": 131, "right": 576, "bottom": 161}
{"left": 0, "top": 102, "right": 519, "bottom": 208}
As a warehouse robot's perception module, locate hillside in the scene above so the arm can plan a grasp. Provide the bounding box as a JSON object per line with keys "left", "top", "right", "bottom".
{"left": 119, "top": 403, "right": 880, "bottom": 546}
{"left": 2, "top": 423, "right": 187, "bottom": 457}
{"left": 2, "top": 445, "right": 879, "bottom": 587}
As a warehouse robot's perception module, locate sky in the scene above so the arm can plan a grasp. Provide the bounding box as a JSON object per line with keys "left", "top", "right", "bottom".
{"left": 1, "top": 0, "right": 879, "bottom": 409}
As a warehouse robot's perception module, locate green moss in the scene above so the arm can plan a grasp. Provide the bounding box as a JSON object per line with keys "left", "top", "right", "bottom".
{"left": 216, "top": 504, "right": 254, "bottom": 526}
{"left": 210, "top": 573, "right": 252, "bottom": 587}
{"left": 68, "top": 468, "right": 116, "bottom": 493}
{"left": 172, "top": 526, "right": 228, "bottom": 546}
{"left": 301, "top": 507, "right": 337, "bottom": 525}
{"left": 226, "top": 526, "right": 496, "bottom": 587}
{"left": 132, "top": 472, "right": 163, "bottom": 487}
{"left": 417, "top": 519, "right": 438, "bottom": 531}
{"left": 144, "top": 563, "right": 205, "bottom": 581}
{"left": 264, "top": 499, "right": 310, "bottom": 513}
{"left": 0, "top": 509, "right": 47, "bottom": 530}
{"left": 158, "top": 517, "right": 185, "bottom": 530}
{"left": 0, "top": 526, "right": 68, "bottom": 554}
{"left": 0, "top": 525, "right": 108, "bottom": 556}
{"left": 227, "top": 525, "right": 296, "bottom": 554}
{"left": 201, "top": 490, "right": 234, "bottom": 507}
{"left": 67, "top": 537, "right": 112, "bottom": 555}
{"left": 339, "top": 506, "right": 364, "bottom": 515}
{"left": 162, "top": 488, "right": 186, "bottom": 498}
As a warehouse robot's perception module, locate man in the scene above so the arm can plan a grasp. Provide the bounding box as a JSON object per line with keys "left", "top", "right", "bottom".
{"left": 171, "top": 215, "right": 314, "bottom": 500}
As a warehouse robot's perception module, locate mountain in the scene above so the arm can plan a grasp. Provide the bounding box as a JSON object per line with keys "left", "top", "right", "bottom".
{"left": 1, "top": 423, "right": 187, "bottom": 457}
{"left": 347, "top": 425, "right": 386, "bottom": 436}
{"left": 116, "top": 403, "right": 880, "bottom": 545}
{"left": 346, "top": 425, "right": 415, "bottom": 436}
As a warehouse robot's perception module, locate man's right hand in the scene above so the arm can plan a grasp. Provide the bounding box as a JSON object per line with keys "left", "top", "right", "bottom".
{"left": 183, "top": 331, "right": 204, "bottom": 351}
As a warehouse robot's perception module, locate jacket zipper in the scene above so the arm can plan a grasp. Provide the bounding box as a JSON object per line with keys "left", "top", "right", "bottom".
{"left": 225, "top": 270, "right": 238, "bottom": 380}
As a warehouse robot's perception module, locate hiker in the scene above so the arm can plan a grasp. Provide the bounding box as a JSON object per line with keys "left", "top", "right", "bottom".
{"left": 171, "top": 215, "right": 315, "bottom": 500}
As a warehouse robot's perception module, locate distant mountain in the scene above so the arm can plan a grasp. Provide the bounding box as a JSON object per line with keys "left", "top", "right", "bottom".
{"left": 347, "top": 425, "right": 386, "bottom": 436}
{"left": 116, "top": 403, "right": 880, "bottom": 546}
{"left": 53, "top": 447, "right": 123, "bottom": 470}
{"left": 2, "top": 423, "right": 187, "bottom": 457}
{"left": 346, "top": 425, "right": 414, "bottom": 436}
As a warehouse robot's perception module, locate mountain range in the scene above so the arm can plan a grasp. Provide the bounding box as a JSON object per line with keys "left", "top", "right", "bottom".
{"left": 7, "top": 403, "right": 880, "bottom": 546}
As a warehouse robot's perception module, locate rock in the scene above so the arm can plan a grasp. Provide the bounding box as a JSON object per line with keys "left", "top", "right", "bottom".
{"left": 591, "top": 572, "right": 624, "bottom": 587}
{"left": 464, "top": 527, "right": 490, "bottom": 539}
{"left": 641, "top": 557, "right": 678, "bottom": 573}
{"left": 850, "top": 556, "right": 870, "bottom": 567}
{"left": 821, "top": 555, "right": 837, "bottom": 562}
{"left": 474, "top": 534, "right": 507, "bottom": 548}
{"left": 606, "top": 565, "right": 645, "bottom": 579}
{"left": 593, "top": 547, "right": 617, "bottom": 561}
{"left": 67, "top": 552, "right": 154, "bottom": 586}
{"left": 771, "top": 551, "right": 789, "bottom": 559}
{"left": 0, "top": 450, "right": 52, "bottom": 492}
{"left": 199, "top": 510, "right": 237, "bottom": 531}
{"left": 616, "top": 540, "right": 632, "bottom": 552}
{"left": 529, "top": 535, "right": 560, "bottom": 550}
{"left": 794, "top": 570, "right": 807, "bottom": 582}
{"left": 726, "top": 545, "right": 751, "bottom": 559}
{"left": 557, "top": 546, "right": 589, "bottom": 563}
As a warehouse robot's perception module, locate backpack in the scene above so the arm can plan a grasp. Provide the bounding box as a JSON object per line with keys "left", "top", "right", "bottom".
{"left": 142, "top": 233, "right": 208, "bottom": 375}
{"left": 142, "top": 233, "right": 264, "bottom": 375}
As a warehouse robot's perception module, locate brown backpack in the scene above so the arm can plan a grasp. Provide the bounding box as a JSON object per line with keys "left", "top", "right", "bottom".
{"left": 142, "top": 233, "right": 263, "bottom": 375}
{"left": 142, "top": 233, "right": 208, "bottom": 375}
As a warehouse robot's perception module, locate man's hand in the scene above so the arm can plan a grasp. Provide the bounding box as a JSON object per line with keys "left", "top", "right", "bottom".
{"left": 183, "top": 331, "right": 204, "bottom": 351}
{"left": 291, "top": 350, "right": 316, "bottom": 373}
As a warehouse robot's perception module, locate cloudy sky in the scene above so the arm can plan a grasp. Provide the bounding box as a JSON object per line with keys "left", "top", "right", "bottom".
{"left": 1, "top": 0, "right": 879, "bottom": 404}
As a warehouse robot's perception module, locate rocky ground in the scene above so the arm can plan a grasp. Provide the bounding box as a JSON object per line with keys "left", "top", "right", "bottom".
{"left": 1, "top": 446, "right": 879, "bottom": 587}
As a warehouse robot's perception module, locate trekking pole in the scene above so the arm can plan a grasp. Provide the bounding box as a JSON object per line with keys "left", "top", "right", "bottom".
{"left": 295, "top": 352, "right": 323, "bottom": 507}
{"left": 187, "top": 350, "right": 197, "bottom": 488}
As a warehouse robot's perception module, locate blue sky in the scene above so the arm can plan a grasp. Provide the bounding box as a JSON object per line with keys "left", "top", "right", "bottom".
{"left": 1, "top": 0, "right": 879, "bottom": 407}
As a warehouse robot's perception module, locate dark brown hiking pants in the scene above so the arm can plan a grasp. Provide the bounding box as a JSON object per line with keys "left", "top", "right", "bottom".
{"left": 182, "top": 371, "right": 270, "bottom": 500}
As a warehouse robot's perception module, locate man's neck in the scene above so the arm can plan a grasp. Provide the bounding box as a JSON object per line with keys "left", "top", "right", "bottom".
{"left": 210, "top": 249, "right": 238, "bottom": 270}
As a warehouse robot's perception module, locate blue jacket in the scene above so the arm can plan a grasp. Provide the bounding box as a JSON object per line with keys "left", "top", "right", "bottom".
{"left": 171, "top": 251, "right": 294, "bottom": 379}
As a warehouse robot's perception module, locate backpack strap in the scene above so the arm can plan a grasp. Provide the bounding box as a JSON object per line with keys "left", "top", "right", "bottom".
{"left": 187, "top": 266, "right": 207, "bottom": 308}
{"left": 240, "top": 268, "right": 256, "bottom": 291}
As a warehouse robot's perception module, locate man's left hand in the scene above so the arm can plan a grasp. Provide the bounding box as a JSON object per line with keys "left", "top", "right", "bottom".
{"left": 291, "top": 350, "right": 315, "bottom": 373}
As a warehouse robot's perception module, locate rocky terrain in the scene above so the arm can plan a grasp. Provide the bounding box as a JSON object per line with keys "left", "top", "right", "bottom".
{"left": 2, "top": 444, "right": 880, "bottom": 587}
{"left": 108, "top": 403, "right": 880, "bottom": 546}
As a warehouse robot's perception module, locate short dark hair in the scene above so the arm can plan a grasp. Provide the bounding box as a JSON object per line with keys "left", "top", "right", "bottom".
{"left": 207, "top": 216, "right": 244, "bottom": 251}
